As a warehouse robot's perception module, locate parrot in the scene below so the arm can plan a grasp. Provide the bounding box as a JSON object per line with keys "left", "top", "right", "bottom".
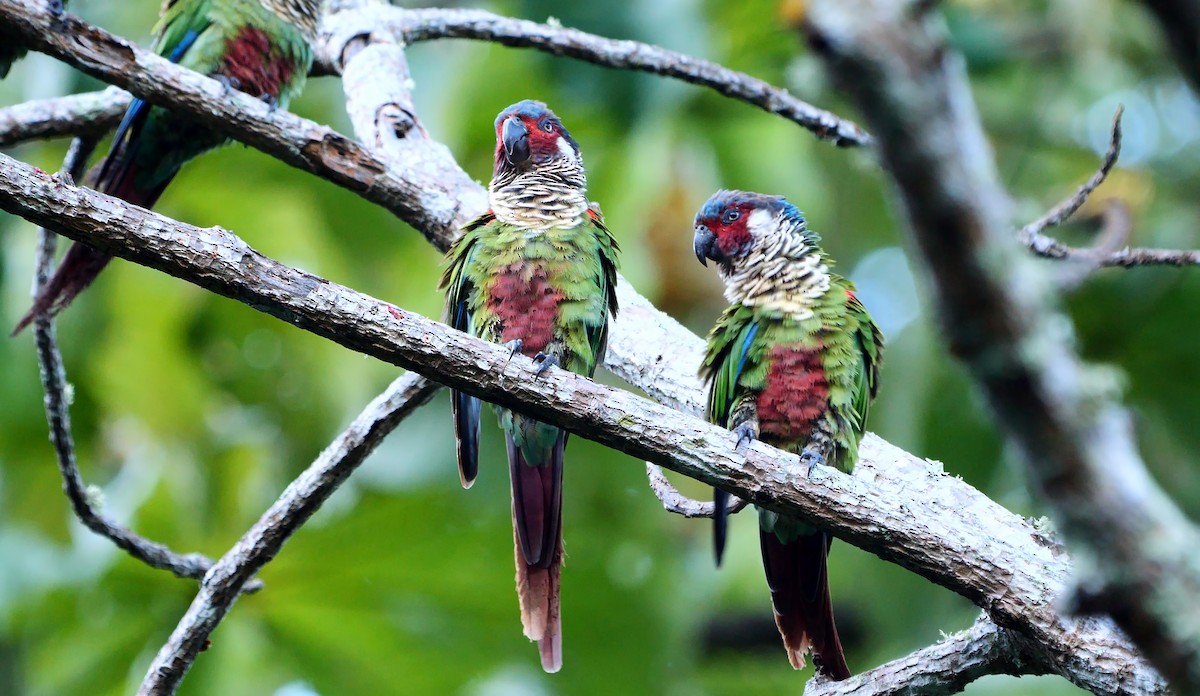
{"left": 440, "top": 99, "right": 619, "bottom": 673}
{"left": 692, "top": 190, "right": 883, "bottom": 678}
{"left": 12, "top": 0, "right": 323, "bottom": 335}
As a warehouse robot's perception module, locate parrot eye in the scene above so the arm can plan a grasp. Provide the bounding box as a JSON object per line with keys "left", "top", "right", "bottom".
{"left": 722, "top": 209, "right": 741, "bottom": 225}
{"left": 541, "top": 120, "right": 555, "bottom": 133}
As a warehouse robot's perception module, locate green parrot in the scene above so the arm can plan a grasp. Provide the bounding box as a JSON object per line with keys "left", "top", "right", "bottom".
{"left": 13, "top": 0, "right": 323, "bottom": 334}
{"left": 693, "top": 190, "right": 883, "bottom": 678}
{"left": 0, "top": 0, "right": 65, "bottom": 79}
{"left": 440, "top": 100, "right": 619, "bottom": 672}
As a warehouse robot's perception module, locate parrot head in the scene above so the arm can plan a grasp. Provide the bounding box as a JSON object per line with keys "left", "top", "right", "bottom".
{"left": 692, "top": 190, "right": 814, "bottom": 272}
{"left": 493, "top": 100, "right": 581, "bottom": 176}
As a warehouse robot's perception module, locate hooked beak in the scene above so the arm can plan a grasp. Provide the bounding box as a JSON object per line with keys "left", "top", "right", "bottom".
{"left": 501, "top": 116, "right": 531, "bottom": 167}
{"left": 693, "top": 224, "right": 718, "bottom": 267}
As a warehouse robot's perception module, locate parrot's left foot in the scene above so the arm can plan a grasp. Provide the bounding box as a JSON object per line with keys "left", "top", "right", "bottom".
{"left": 733, "top": 422, "right": 758, "bottom": 451}
{"left": 532, "top": 351, "right": 558, "bottom": 377}
{"left": 259, "top": 93, "right": 279, "bottom": 112}
{"left": 214, "top": 75, "right": 242, "bottom": 96}
{"left": 800, "top": 448, "right": 825, "bottom": 477}
{"left": 503, "top": 339, "right": 523, "bottom": 360}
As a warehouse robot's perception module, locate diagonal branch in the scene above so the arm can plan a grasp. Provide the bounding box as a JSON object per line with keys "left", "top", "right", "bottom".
{"left": 645, "top": 463, "right": 749, "bottom": 518}
{"left": 804, "top": 615, "right": 1046, "bottom": 696}
{"left": 0, "top": 87, "right": 128, "bottom": 147}
{"left": 0, "top": 151, "right": 1165, "bottom": 696}
{"left": 137, "top": 371, "right": 438, "bottom": 694}
{"left": 804, "top": 0, "right": 1198, "bottom": 690}
{"left": 28, "top": 138, "right": 260, "bottom": 592}
{"left": 318, "top": 4, "right": 871, "bottom": 147}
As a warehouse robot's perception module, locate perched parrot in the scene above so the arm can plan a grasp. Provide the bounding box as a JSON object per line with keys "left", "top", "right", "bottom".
{"left": 693, "top": 190, "right": 882, "bottom": 678}
{"left": 440, "top": 100, "right": 619, "bottom": 673}
{"left": 0, "top": 0, "right": 66, "bottom": 79}
{"left": 12, "top": 0, "right": 323, "bottom": 334}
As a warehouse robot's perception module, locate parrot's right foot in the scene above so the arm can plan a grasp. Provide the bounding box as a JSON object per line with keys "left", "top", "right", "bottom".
{"left": 503, "top": 339, "right": 523, "bottom": 360}
{"left": 532, "top": 351, "right": 559, "bottom": 376}
{"left": 214, "top": 75, "right": 242, "bottom": 96}
{"left": 800, "top": 448, "right": 825, "bottom": 477}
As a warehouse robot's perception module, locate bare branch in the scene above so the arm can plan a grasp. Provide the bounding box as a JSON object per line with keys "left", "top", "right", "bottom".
{"left": 0, "top": 87, "right": 128, "bottom": 147}
{"left": 804, "top": 0, "right": 1198, "bottom": 690}
{"left": 1020, "top": 106, "right": 1123, "bottom": 244}
{"left": 804, "top": 615, "right": 1045, "bottom": 696}
{"left": 645, "top": 463, "right": 749, "bottom": 519}
{"left": 318, "top": 4, "right": 871, "bottom": 147}
{"left": 1018, "top": 107, "right": 1200, "bottom": 269}
{"left": 0, "top": 0, "right": 469, "bottom": 249}
{"left": 28, "top": 138, "right": 258, "bottom": 592}
{"left": 137, "top": 372, "right": 438, "bottom": 694}
{"left": 0, "top": 152, "right": 1165, "bottom": 695}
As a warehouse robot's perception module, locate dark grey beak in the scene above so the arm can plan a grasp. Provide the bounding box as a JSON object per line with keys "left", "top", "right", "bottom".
{"left": 694, "top": 224, "right": 717, "bottom": 267}
{"left": 502, "top": 116, "right": 530, "bottom": 167}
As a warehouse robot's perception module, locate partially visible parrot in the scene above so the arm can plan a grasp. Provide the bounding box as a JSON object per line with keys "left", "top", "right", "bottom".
{"left": 440, "top": 100, "right": 619, "bottom": 673}
{"left": 0, "top": 0, "right": 66, "bottom": 79}
{"left": 12, "top": 0, "right": 323, "bottom": 334}
{"left": 693, "top": 190, "right": 883, "bottom": 678}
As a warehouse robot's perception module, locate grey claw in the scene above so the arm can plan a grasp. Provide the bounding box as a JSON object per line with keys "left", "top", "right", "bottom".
{"left": 532, "top": 352, "right": 559, "bottom": 377}
{"left": 259, "top": 93, "right": 279, "bottom": 112}
{"left": 801, "top": 448, "right": 825, "bottom": 477}
{"left": 733, "top": 423, "right": 756, "bottom": 451}
{"left": 504, "top": 339, "right": 523, "bottom": 360}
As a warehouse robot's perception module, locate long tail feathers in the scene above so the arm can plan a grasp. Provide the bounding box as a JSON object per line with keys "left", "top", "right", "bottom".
{"left": 759, "top": 529, "right": 851, "bottom": 679}
{"left": 508, "top": 430, "right": 566, "bottom": 672}
{"left": 713, "top": 487, "right": 730, "bottom": 566}
{"left": 12, "top": 101, "right": 170, "bottom": 336}
{"left": 451, "top": 390, "right": 481, "bottom": 488}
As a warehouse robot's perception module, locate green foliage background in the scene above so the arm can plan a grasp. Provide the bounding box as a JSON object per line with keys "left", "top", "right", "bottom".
{"left": 2, "top": 1, "right": 1198, "bottom": 694}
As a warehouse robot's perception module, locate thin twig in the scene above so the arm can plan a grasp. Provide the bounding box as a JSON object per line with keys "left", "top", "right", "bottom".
{"left": 137, "top": 372, "right": 438, "bottom": 695}
{"left": 645, "top": 463, "right": 749, "bottom": 518}
{"left": 319, "top": 4, "right": 872, "bottom": 147}
{"left": 0, "top": 153, "right": 1165, "bottom": 695}
{"left": 29, "top": 138, "right": 260, "bottom": 592}
{"left": 1018, "top": 106, "right": 1200, "bottom": 269}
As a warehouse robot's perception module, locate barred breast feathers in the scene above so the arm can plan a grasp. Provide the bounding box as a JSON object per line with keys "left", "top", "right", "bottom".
{"left": 490, "top": 142, "right": 589, "bottom": 231}
{"left": 721, "top": 208, "right": 831, "bottom": 319}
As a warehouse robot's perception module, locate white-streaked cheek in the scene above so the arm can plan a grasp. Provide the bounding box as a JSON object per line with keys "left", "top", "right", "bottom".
{"left": 556, "top": 136, "right": 578, "bottom": 162}
{"left": 745, "top": 208, "right": 774, "bottom": 240}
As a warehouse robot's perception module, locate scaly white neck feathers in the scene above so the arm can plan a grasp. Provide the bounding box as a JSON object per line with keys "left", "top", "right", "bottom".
{"left": 720, "top": 208, "right": 831, "bottom": 318}
{"left": 489, "top": 142, "right": 588, "bottom": 230}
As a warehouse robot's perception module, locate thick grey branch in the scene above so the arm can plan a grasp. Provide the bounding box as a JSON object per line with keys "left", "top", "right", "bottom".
{"left": 0, "top": 152, "right": 1164, "bottom": 695}
{"left": 318, "top": 4, "right": 870, "bottom": 147}
{"left": 137, "top": 371, "right": 437, "bottom": 695}
{"left": 804, "top": 616, "right": 1045, "bottom": 696}
{"left": 805, "top": 0, "right": 1196, "bottom": 691}
{"left": 0, "top": 87, "right": 128, "bottom": 147}
{"left": 0, "top": 0, "right": 468, "bottom": 248}
{"left": 28, "top": 138, "right": 255, "bottom": 592}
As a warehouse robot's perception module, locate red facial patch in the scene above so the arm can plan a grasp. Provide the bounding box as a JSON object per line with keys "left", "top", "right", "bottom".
{"left": 218, "top": 27, "right": 296, "bottom": 101}
{"left": 699, "top": 202, "right": 753, "bottom": 257}
{"left": 756, "top": 345, "right": 830, "bottom": 442}
{"left": 487, "top": 264, "right": 565, "bottom": 355}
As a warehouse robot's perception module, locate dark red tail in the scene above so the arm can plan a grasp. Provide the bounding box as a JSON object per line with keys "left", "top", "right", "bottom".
{"left": 507, "top": 432, "right": 566, "bottom": 672}
{"left": 759, "top": 529, "right": 851, "bottom": 679}
{"left": 12, "top": 129, "right": 170, "bottom": 335}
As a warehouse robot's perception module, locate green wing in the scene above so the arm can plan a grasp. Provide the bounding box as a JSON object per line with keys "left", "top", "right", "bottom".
{"left": 439, "top": 211, "right": 494, "bottom": 487}
{"left": 700, "top": 304, "right": 759, "bottom": 429}
{"left": 846, "top": 291, "right": 883, "bottom": 435}
{"left": 583, "top": 208, "right": 621, "bottom": 369}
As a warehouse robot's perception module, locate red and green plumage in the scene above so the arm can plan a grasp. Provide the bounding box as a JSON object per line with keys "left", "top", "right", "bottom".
{"left": 695, "top": 190, "right": 882, "bottom": 678}
{"left": 13, "top": 0, "right": 320, "bottom": 334}
{"left": 440, "top": 100, "right": 619, "bottom": 673}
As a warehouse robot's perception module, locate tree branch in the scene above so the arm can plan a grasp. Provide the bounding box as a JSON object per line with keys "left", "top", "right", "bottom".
{"left": 1018, "top": 106, "right": 1200, "bottom": 269}
{"left": 0, "top": 87, "right": 128, "bottom": 147}
{"left": 645, "top": 463, "right": 749, "bottom": 518}
{"left": 804, "top": 0, "right": 1198, "bottom": 691}
{"left": 0, "top": 152, "right": 1165, "bottom": 695}
{"left": 318, "top": 3, "right": 871, "bottom": 147}
{"left": 27, "top": 138, "right": 261, "bottom": 592}
{"left": 137, "top": 371, "right": 438, "bottom": 694}
{"left": 804, "top": 615, "right": 1045, "bottom": 696}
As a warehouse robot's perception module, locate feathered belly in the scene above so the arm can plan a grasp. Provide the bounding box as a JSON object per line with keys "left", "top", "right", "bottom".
{"left": 487, "top": 264, "right": 566, "bottom": 355}
{"left": 757, "top": 345, "right": 829, "bottom": 444}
